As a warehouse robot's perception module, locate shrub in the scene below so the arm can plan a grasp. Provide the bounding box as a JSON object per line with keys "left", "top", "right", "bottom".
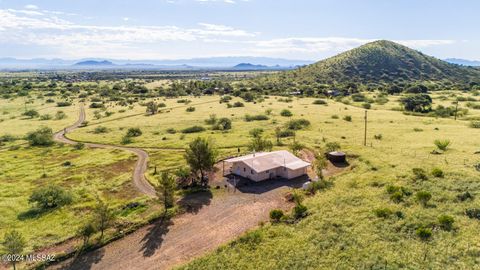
{"left": 205, "top": 114, "right": 217, "bottom": 125}
{"left": 182, "top": 126, "right": 206, "bottom": 134}
{"left": 390, "top": 192, "right": 404, "bottom": 203}
{"left": 29, "top": 185, "right": 72, "bottom": 210}
{"left": 312, "top": 99, "right": 327, "bottom": 105}
{"left": 177, "top": 99, "right": 191, "bottom": 104}
{"left": 245, "top": 114, "right": 269, "bottom": 122}
{"left": 470, "top": 121, "right": 480, "bottom": 128}
{"left": 412, "top": 168, "right": 428, "bottom": 181}
{"left": 56, "top": 101, "right": 72, "bottom": 107}
{"left": 431, "top": 167, "right": 444, "bottom": 178}
{"left": 89, "top": 102, "right": 104, "bottom": 109}
{"left": 232, "top": 101, "right": 244, "bottom": 107}
{"left": 93, "top": 126, "right": 109, "bottom": 134}
{"left": 416, "top": 191, "right": 432, "bottom": 207}
{"left": 219, "top": 95, "right": 232, "bottom": 103}
{"left": 186, "top": 106, "right": 196, "bottom": 112}
{"left": 293, "top": 204, "right": 308, "bottom": 219}
{"left": 23, "top": 109, "right": 39, "bottom": 119}
{"left": 26, "top": 127, "right": 54, "bottom": 146}
{"left": 126, "top": 128, "right": 142, "bottom": 137}
{"left": 374, "top": 208, "right": 392, "bottom": 218}
{"left": 374, "top": 134, "right": 382, "bottom": 140}
{"left": 434, "top": 139, "right": 451, "bottom": 151}
{"left": 73, "top": 143, "right": 85, "bottom": 150}
{"left": 286, "top": 119, "right": 310, "bottom": 130}
{"left": 331, "top": 115, "right": 339, "bottom": 119}
{"left": 465, "top": 208, "right": 480, "bottom": 220}
{"left": 40, "top": 114, "right": 52, "bottom": 120}
{"left": 213, "top": 118, "right": 232, "bottom": 130}
{"left": 362, "top": 103, "right": 371, "bottom": 109}
{"left": 343, "top": 115, "right": 352, "bottom": 122}
{"left": 325, "top": 142, "right": 340, "bottom": 152}
{"left": 121, "top": 135, "right": 132, "bottom": 145}
{"left": 166, "top": 128, "right": 177, "bottom": 134}
{"left": 278, "top": 129, "right": 295, "bottom": 138}
{"left": 416, "top": 227, "right": 432, "bottom": 241}
{"left": 55, "top": 111, "right": 66, "bottom": 120}
{"left": 457, "top": 191, "right": 474, "bottom": 202}
{"left": 248, "top": 136, "right": 273, "bottom": 152}
{"left": 438, "top": 215, "right": 454, "bottom": 231}
{"left": 280, "top": 109, "right": 293, "bottom": 117}
{"left": 249, "top": 128, "right": 264, "bottom": 138}
{"left": 269, "top": 209, "right": 284, "bottom": 223}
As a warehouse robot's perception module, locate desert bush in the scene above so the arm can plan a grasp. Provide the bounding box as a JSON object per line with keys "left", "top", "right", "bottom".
{"left": 56, "top": 101, "right": 72, "bottom": 107}
{"left": 166, "top": 128, "right": 177, "bottom": 134}
{"left": 312, "top": 99, "right": 327, "bottom": 105}
{"left": 73, "top": 143, "right": 85, "bottom": 150}
{"left": 325, "top": 142, "right": 341, "bottom": 152}
{"left": 55, "top": 111, "right": 66, "bottom": 120}
{"left": 219, "top": 95, "right": 232, "bottom": 103}
{"left": 465, "top": 208, "right": 480, "bottom": 220}
{"left": 29, "top": 185, "right": 72, "bottom": 210}
{"left": 277, "top": 129, "right": 295, "bottom": 138}
{"left": 412, "top": 168, "right": 428, "bottom": 181}
{"left": 457, "top": 191, "right": 474, "bottom": 202}
{"left": 26, "top": 127, "right": 54, "bottom": 146}
{"left": 89, "top": 102, "right": 104, "bottom": 109}
{"left": 280, "top": 109, "right": 293, "bottom": 117}
{"left": 93, "top": 126, "right": 109, "bottom": 134}
{"left": 416, "top": 191, "right": 432, "bottom": 207}
{"left": 374, "top": 208, "right": 393, "bottom": 218}
{"left": 374, "top": 134, "right": 382, "bottom": 140}
{"left": 269, "top": 209, "right": 284, "bottom": 223}
{"left": 126, "top": 128, "right": 142, "bottom": 137}
{"left": 205, "top": 114, "right": 217, "bottom": 125}
{"left": 212, "top": 118, "right": 232, "bottom": 130}
{"left": 293, "top": 204, "right": 308, "bottom": 220}
{"left": 182, "top": 126, "right": 206, "bottom": 134}
{"left": 40, "top": 114, "right": 52, "bottom": 120}
{"left": 362, "top": 103, "right": 371, "bottom": 109}
{"left": 232, "top": 101, "right": 244, "bottom": 107}
{"left": 245, "top": 114, "right": 269, "bottom": 122}
{"left": 121, "top": 136, "right": 132, "bottom": 145}
{"left": 343, "top": 115, "right": 352, "bottom": 122}
{"left": 23, "top": 109, "right": 39, "bottom": 119}
{"left": 470, "top": 121, "right": 480, "bottom": 128}
{"left": 438, "top": 215, "right": 454, "bottom": 231}
{"left": 286, "top": 119, "right": 310, "bottom": 130}
{"left": 416, "top": 227, "right": 432, "bottom": 241}
{"left": 186, "top": 107, "right": 196, "bottom": 112}
{"left": 248, "top": 135, "right": 273, "bottom": 152}
{"left": 431, "top": 167, "right": 444, "bottom": 178}
{"left": 434, "top": 139, "right": 451, "bottom": 151}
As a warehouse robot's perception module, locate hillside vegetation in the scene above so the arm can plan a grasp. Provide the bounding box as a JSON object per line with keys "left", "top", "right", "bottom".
{"left": 253, "top": 40, "right": 480, "bottom": 93}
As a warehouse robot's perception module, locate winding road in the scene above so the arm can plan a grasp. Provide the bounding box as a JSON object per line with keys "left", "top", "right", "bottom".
{"left": 53, "top": 105, "right": 156, "bottom": 197}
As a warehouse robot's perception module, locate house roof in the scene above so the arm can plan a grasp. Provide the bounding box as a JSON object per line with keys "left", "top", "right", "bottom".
{"left": 225, "top": 150, "right": 311, "bottom": 173}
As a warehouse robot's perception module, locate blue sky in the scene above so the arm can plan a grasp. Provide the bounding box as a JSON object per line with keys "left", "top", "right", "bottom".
{"left": 0, "top": 0, "right": 478, "bottom": 60}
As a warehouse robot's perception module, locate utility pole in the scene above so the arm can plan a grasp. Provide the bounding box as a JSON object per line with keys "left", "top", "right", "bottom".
{"left": 454, "top": 100, "right": 459, "bottom": 121}
{"left": 364, "top": 110, "right": 368, "bottom": 146}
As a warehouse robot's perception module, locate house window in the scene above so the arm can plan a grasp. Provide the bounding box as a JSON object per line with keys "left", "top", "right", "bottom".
{"left": 251, "top": 170, "right": 254, "bottom": 174}
{"left": 243, "top": 168, "right": 246, "bottom": 172}
{"left": 266, "top": 170, "right": 269, "bottom": 173}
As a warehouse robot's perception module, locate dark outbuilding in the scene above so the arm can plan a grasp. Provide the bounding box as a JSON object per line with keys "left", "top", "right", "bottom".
{"left": 327, "top": 151, "right": 347, "bottom": 163}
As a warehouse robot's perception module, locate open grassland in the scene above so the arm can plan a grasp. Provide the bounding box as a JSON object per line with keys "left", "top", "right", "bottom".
{"left": 2, "top": 90, "right": 480, "bottom": 268}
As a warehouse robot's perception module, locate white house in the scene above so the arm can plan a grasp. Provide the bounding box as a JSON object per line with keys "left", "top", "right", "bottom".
{"left": 224, "top": 150, "right": 311, "bottom": 181}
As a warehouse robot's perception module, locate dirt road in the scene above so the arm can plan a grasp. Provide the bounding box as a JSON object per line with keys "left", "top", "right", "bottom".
{"left": 49, "top": 179, "right": 299, "bottom": 270}
{"left": 53, "top": 105, "right": 156, "bottom": 197}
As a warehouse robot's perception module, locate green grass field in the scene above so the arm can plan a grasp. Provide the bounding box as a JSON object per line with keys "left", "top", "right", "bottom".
{"left": 2, "top": 90, "right": 480, "bottom": 267}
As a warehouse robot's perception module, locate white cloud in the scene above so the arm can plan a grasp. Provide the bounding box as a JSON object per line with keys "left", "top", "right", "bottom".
{"left": 24, "top": 4, "right": 39, "bottom": 10}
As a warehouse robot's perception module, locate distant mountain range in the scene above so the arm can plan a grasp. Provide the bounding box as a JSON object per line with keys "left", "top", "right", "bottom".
{"left": 444, "top": 58, "right": 480, "bottom": 67}
{"left": 271, "top": 40, "right": 480, "bottom": 85}
{"left": 0, "top": 57, "right": 313, "bottom": 70}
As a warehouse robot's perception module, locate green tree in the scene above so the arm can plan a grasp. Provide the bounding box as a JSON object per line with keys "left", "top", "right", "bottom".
{"left": 313, "top": 152, "right": 328, "bottom": 180}
{"left": 2, "top": 230, "right": 26, "bottom": 270}
{"left": 289, "top": 141, "right": 304, "bottom": 156}
{"left": 146, "top": 101, "right": 159, "bottom": 115}
{"left": 400, "top": 94, "right": 432, "bottom": 112}
{"left": 184, "top": 137, "right": 218, "bottom": 186}
{"left": 78, "top": 222, "right": 96, "bottom": 249}
{"left": 26, "top": 127, "right": 54, "bottom": 146}
{"left": 93, "top": 200, "right": 115, "bottom": 241}
{"left": 248, "top": 135, "right": 273, "bottom": 152}
{"left": 156, "top": 172, "right": 177, "bottom": 209}
{"left": 416, "top": 191, "right": 432, "bottom": 207}
{"left": 28, "top": 184, "right": 72, "bottom": 210}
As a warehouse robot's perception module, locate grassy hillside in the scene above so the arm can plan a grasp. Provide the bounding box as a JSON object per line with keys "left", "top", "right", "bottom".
{"left": 257, "top": 40, "right": 480, "bottom": 90}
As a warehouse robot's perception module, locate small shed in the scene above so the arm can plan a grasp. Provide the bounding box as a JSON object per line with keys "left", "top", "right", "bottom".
{"left": 327, "top": 151, "right": 346, "bottom": 163}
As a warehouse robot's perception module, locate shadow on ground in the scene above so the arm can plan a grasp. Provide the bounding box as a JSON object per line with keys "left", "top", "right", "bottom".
{"left": 140, "top": 215, "right": 174, "bottom": 257}
{"left": 63, "top": 248, "right": 105, "bottom": 270}
{"left": 226, "top": 176, "right": 307, "bottom": 194}
{"left": 177, "top": 190, "right": 213, "bottom": 214}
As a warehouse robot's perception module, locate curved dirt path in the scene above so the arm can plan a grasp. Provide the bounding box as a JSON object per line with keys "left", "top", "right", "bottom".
{"left": 53, "top": 105, "right": 156, "bottom": 197}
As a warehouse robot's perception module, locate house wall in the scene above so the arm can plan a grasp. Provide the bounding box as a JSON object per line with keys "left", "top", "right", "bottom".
{"left": 286, "top": 167, "right": 308, "bottom": 179}
{"left": 231, "top": 162, "right": 308, "bottom": 181}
